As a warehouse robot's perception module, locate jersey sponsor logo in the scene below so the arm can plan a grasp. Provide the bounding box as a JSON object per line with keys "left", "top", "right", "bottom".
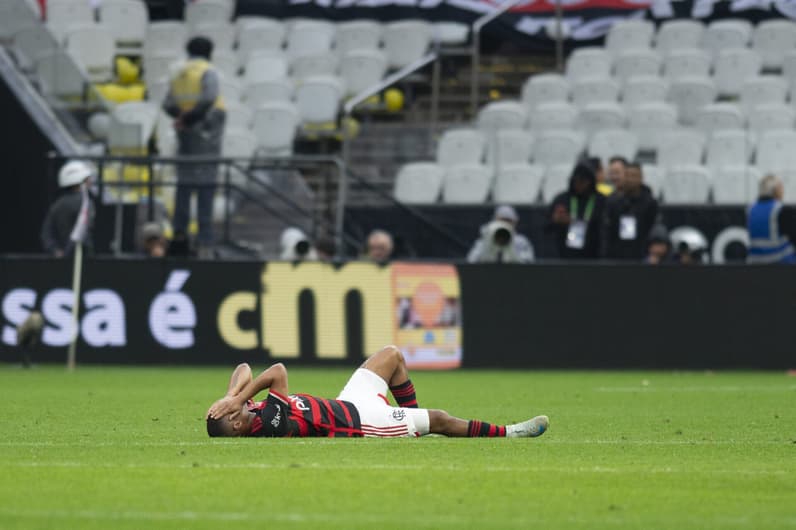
{"left": 392, "top": 409, "right": 406, "bottom": 421}
{"left": 290, "top": 395, "right": 310, "bottom": 411}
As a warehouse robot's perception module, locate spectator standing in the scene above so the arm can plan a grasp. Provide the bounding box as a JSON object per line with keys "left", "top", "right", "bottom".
{"left": 41, "top": 161, "right": 95, "bottom": 257}
{"left": 140, "top": 222, "right": 168, "bottom": 258}
{"left": 601, "top": 163, "right": 658, "bottom": 260}
{"left": 645, "top": 224, "right": 672, "bottom": 265}
{"left": 586, "top": 157, "right": 613, "bottom": 196}
{"left": 607, "top": 156, "right": 627, "bottom": 191}
{"left": 547, "top": 162, "right": 605, "bottom": 259}
{"left": 163, "top": 36, "right": 226, "bottom": 258}
{"left": 467, "top": 205, "right": 534, "bottom": 263}
{"left": 747, "top": 174, "right": 796, "bottom": 264}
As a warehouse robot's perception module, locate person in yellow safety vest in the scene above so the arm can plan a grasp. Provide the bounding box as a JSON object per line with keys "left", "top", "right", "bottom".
{"left": 162, "top": 36, "right": 226, "bottom": 258}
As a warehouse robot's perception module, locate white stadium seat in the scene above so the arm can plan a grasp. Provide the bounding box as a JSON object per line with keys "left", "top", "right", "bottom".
{"left": 621, "top": 75, "right": 668, "bottom": 108}
{"left": 706, "top": 129, "right": 753, "bottom": 169}
{"left": 486, "top": 129, "right": 535, "bottom": 166}
{"left": 237, "top": 18, "right": 285, "bottom": 63}
{"left": 222, "top": 129, "right": 257, "bottom": 169}
{"left": 739, "top": 76, "right": 787, "bottom": 113}
{"left": 747, "top": 104, "right": 796, "bottom": 136}
{"left": 703, "top": 19, "right": 752, "bottom": 57}
{"left": 756, "top": 129, "right": 796, "bottom": 173}
{"left": 752, "top": 19, "right": 796, "bottom": 69}
{"left": 338, "top": 49, "right": 387, "bottom": 96}
{"left": 588, "top": 129, "right": 639, "bottom": 165}
{"left": 146, "top": 78, "right": 169, "bottom": 104}
{"left": 223, "top": 101, "right": 252, "bottom": 132}
{"left": 185, "top": 0, "right": 230, "bottom": 29}
{"left": 662, "top": 48, "right": 711, "bottom": 80}
{"left": 66, "top": 26, "right": 115, "bottom": 83}
{"left": 13, "top": 25, "right": 59, "bottom": 72}
{"left": 251, "top": 101, "right": 299, "bottom": 155}
{"left": 696, "top": 103, "right": 745, "bottom": 135}
{"left": 641, "top": 163, "right": 664, "bottom": 199}
{"left": 145, "top": 22, "right": 187, "bottom": 60}
{"left": 190, "top": 22, "right": 235, "bottom": 50}
{"left": 477, "top": 100, "right": 527, "bottom": 131}
{"left": 243, "top": 78, "right": 293, "bottom": 107}
{"left": 712, "top": 165, "right": 761, "bottom": 204}
{"left": 219, "top": 74, "right": 242, "bottom": 102}
{"left": 528, "top": 101, "right": 578, "bottom": 132}
{"left": 663, "top": 165, "right": 712, "bottom": 204}
{"left": 243, "top": 51, "right": 288, "bottom": 85}
{"left": 290, "top": 52, "right": 339, "bottom": 81}
{"left": 47, "top": 0, "right": 95, "bottom": 43}
{"left": 782, "top": 50, "right": 796, "bottom": 86}
{"left": 0, "top": 1, "right": 41, "bottom": 41}
{"left": 394, "top": 162, "right": 444, "bottom": 204}
{"left": 335, "top": 20, "right": 382, "bottom": 55}
{"left": 436, "top": 128, "right": 485, "bottom": 167}
{"left": 433, "top": 21, "right": 469, "bottom": 45}
{"left": 521, "top": 73, "right": 569, "bottom": 110}
{"left": 655, "top": 19, "right": 705, "bottom": 55}
{"left": 211, "top": 49, "right": 238, "bottom": 78}
{"left": 294, "top": 75, "right": 343, "bottom": 124}
{"left": 666, "top": 76, "right": 716, "bottom": 126}
{"left": 99, "top": 0, "right": 148, "bottom": 53}
{"left": 713, "top": 48, "right": 762, "bottom": 97}
{"left": 286, "top": 20, "right": 335, "bottom": 57}
{"left": 578, "top": 102, "right": 626, "bottom": 138}
{"left": 628, "top": 102, "right": 678, "bottom": 151}
{"left": 442, "top": 164, "right": 493, "bottom": 204}
{"left": 143, "top": 52, "right": 181, "bottom": 85}
{"left": 534, "top": 130, "right": 585, "bottom": 168}
{"left": 605, "top": 19, "right": 655, "bottom": 55}
{"left": 541, "top": 164, "right": 574, "bottom": 202}
{"left": 613, "top": 49, "right": 661, "bottom": 84}
{"left": 113, "top": 101, "right": 158, "bottom": 146}
{"left": 36, "top": 50, "right": 85, "bottom": 98}
{"left": 566, "top": 47, "right": 612, "bottom": 81}
{"left": 383, "top": 20, "right": 431, "bottom": 69}
{"left": 656, "top": 129, "right": 706, "bottom": 170}
{"left": 492, "top": 164, "right": 544, "bottom": 204}
{"left": 571, "top": 76, "right": 619, "bottom": 107}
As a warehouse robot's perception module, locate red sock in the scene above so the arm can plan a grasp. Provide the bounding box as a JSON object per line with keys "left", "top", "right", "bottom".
{"left": 467, "top": 420, "right": 506, "bottom": 437}
{"left": 389, "top": 380, "right": 418, "bottom": 408}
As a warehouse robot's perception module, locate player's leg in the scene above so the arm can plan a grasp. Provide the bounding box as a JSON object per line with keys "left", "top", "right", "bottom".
{"left": 428, "top": 409, "right": 549, "bottom": 438}
{"left": 360, "top": 345, "right": 418, "bottom": 408}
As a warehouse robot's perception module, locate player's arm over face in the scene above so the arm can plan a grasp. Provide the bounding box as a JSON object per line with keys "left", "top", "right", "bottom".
{"left": 207, "top": 363, "right": 289, "bottom": 420}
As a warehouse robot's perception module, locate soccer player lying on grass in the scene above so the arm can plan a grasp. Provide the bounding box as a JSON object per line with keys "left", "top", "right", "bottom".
{"left": 206, "top": 345, "right": 549, "bottom": 438}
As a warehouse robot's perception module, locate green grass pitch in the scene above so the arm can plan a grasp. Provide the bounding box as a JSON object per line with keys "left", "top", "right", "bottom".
{"left": 0, "top": 366, "right": 794, "bottom": 529}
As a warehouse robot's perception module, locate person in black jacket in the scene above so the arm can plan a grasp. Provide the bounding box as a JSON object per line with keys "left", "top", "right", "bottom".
{"left": 547, "top": 161, "right": 606, "bottom": 259}
{"left": 601, "top": 162, "right": 659, "bottom": 260}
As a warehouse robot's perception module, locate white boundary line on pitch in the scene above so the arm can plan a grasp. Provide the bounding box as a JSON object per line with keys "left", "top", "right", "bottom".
{"left": 595, "top": 385, "right": 796, "bottom": 392}
{"left": 0, "top": 439, "right": 791, "bottom": 447}
{"left": 0, "top": 461, "right": 790, "bottom": 475}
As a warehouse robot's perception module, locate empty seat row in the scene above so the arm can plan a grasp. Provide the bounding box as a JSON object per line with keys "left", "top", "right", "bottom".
{"left": 393, "top": 161, "right": 776, "bottom": 205}
{"left": 605, "top": 18, "right": 796, "bottom": 69}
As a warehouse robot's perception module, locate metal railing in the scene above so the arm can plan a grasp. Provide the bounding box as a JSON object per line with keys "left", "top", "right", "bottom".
{"left": 46, "top": 152, "right": 360, "bottom": 258}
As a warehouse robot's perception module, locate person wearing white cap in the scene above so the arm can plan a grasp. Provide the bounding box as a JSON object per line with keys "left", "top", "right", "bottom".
{"left": 467, "top": 205, "right": 535, "bottom": 263}
{"left": 40, "top": 160, "right": 95, "bottom": 257}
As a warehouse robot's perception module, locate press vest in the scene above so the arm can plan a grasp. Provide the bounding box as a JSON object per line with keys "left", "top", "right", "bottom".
{"left": 747, "top": 199, "right": 796, "bottom": 264}
{"left": 170, "top": 59, "right": 225, "bottom": 113}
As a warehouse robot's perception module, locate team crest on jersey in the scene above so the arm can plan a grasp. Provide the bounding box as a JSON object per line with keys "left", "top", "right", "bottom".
{"left": 392, "top": 409, "right": 406, "bottom": 421}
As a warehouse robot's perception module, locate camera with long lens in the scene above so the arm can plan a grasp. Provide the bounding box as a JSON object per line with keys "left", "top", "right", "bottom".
{"left": 487, "top": 220, "right": 515, "bottom": 249}
{"left": 280, "top": 227, "right": 315, "bottom": 261}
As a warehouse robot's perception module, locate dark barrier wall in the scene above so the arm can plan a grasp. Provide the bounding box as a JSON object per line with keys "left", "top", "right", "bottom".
{"left": 1, "top": 258, "right": 793, "bottom": 369}
{"left": 460, "top": 264, "right": 796, "bottom": 369}
{"left": 0, "top": 74, "right": 55, "bottom": 253}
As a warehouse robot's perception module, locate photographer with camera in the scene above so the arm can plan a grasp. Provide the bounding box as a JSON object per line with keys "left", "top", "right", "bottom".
{"left": 280, "top": 227, "right": 318, "bottom": 261}
{"left": 467, "top": 205, "right": 535, "bottom": 263}
{"left": 546, "top": 161, "right": 606, "bottom": 260}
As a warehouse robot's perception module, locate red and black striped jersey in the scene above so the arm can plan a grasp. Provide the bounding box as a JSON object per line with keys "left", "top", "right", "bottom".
{"left": 248, "top": 390, "right": 363, "bottom": 438}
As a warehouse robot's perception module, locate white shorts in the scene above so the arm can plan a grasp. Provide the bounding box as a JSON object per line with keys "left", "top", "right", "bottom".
{"left": 337, "top": 368, "right": 430, "bottom": 438}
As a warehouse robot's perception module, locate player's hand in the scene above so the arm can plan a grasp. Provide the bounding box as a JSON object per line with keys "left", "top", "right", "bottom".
{"left": 207, "top": 396, "right": 240, "bottom": 420}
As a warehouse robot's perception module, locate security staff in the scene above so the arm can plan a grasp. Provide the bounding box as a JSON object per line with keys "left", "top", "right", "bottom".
{"left": 163, "top": 36, "right": 226, "bottom": 258}
{"left": 40, "top": 161, "right": 95, "bottom": 257}
{"left": 747, "top": 174, "right": 796, "bottom": 264}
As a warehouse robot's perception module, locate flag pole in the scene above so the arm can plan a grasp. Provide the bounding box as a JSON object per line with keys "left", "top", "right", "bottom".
{"left": 66, "top": 240, "right": 83, "bottom": 372}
